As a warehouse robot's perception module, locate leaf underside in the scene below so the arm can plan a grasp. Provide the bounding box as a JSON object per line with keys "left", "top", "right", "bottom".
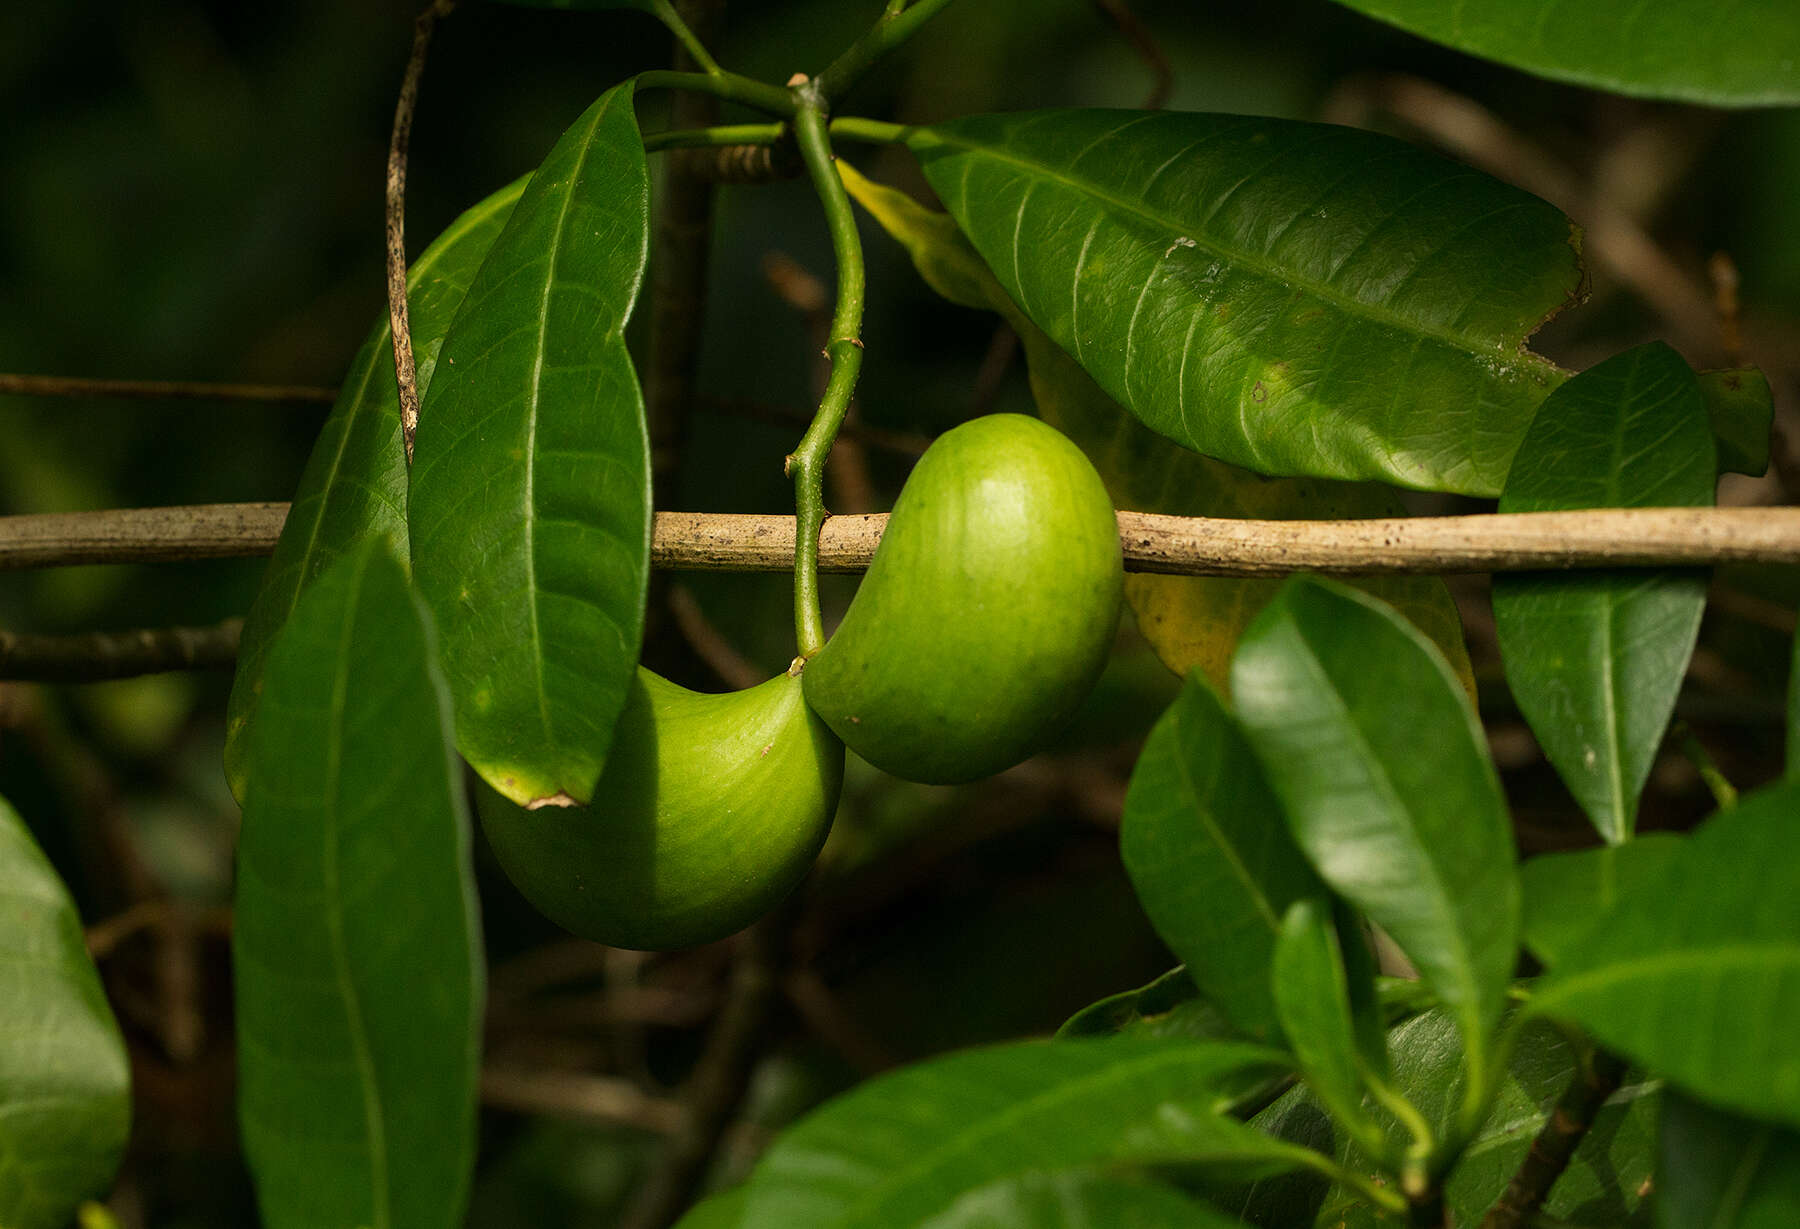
{"left": 234, "top": 543, "right": 483, "bottom": 1229}
{"left": 1329, "top": 0, "right": 1800, "bottom": 107}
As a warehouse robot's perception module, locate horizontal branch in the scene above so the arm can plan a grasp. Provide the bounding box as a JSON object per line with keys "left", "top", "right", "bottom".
{"left": 3, "top": 502, "right": 1799, "bottom": 576}
{"left": 0, "top": 373, "right": 336, "bottom": 404}
{"left": 1, "top": 619, "right": 242, "bottom": 681}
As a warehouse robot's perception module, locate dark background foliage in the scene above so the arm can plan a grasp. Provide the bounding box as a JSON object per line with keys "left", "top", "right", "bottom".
{"left": 2, "top": 1, "right": 1795, "bottom": 1223}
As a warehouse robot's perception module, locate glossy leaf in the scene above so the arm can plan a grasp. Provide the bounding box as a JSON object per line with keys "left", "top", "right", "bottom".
{"left": 839, "top": 163, "right": 1475, "bottom": 698}
{"left": 921, "top": 1172, "right": 1245, "bottom": 1229}
{"left": 1657, "top": 1091, "right": 1800, "bottom": 1228}
{"left": 224, "top": 177, "right": 525, "bottom": 803}
{"left": 735, "top": 1039, "right": 1305, "bottom": 1229}
{"left": 1120, "top": 675, "right": 1326, "bottom": 1043}
{"left": 1273, "top": 900, "right": 1385, "bottom": 1152}
{"left": 234, "top": 542, "right": 483, "bottom": 1229}
{"left": 1493, "top": 343, "right": 1715, "bottom": 843}
{"left": 1329, "top": 0, "right": 1800, "bottom": 106}
{"left": 1518, "top": 834, "right": 1685, "bottom": 967}
{"left": 409, "top": 82, "right": 652, "bottom": 807}
{"left": 1231, "top": 577, "right": 1520, "bottom": 1086}
{"left": 1056, "top": 967, "right": 1237, "bottom": 1043}
{"left": 1699, "top": 367, "right": 1774, "bottom": 478}
{"left": 0, "top": 796, "right": 130, "bottom": 1229}
{"left": 1240, "top": 1009, "right": 1658, "bottom": 1227}
{"left": 1532, "top": 780, "right": 1800, "bottom": 1130}
{"left": 909, "top": 109, "right": 1580, "bottom": 495}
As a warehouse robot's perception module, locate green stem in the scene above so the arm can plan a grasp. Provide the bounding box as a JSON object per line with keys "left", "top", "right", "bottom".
{"left": 644, "top": 122, "right": 785, "bottom": 152}
{"left": 830, "top": 115, "right": 911, "bottom": 145}
{"left": 643, "top": 116, "right": 909, "bottom": 155}
{"left": 635, "top": 69, "right": 797, "bottom": 118}
{"left": 815, "top": 0, "right": 964, "bottom": 100}
{"left": 1675, "top": 722, "right": 1738, "bottom": 809}
{"left": 787, "top": 89, "right": 867, "bottom": 658}
{"left": 646, "top": 0, "right": 722, "bottom": 74}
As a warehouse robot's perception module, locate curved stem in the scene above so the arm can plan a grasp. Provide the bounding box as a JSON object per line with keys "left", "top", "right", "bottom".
{"left": 816, "top": 0, "right": 964, "bottom": 101}
{"left": 635, "top": 69, "right": 796, "bottom": 118}
{"left": 645, "top": 0, "right": 721, "bottom": 75}
{"left": 787, "top": 89, "right": 868, "bottom": 657}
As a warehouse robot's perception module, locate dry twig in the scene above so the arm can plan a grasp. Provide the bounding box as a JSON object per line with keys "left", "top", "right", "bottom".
{"left": 1, "top": 620, "right": 242, "bottom": 682}
{"left": 386, "top": 0, "right": 458, "bottom": 463}
{"left": 8, "top": 503, "right": 1800, "bottom": 575}
{"left": 0, "top": 374, "right": 335, "bottom": 404}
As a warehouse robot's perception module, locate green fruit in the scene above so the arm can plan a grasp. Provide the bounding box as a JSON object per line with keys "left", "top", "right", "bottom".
{"left": 803, "top": 413, "right": 1123, "bottom": 784}
{"left": 476, "top": 668, "right": 842, "bottom": 951}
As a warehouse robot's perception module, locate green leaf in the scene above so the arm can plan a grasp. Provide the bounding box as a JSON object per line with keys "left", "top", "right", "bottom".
{"left": 908, "top": 109, "right": 1580, "bottom": 496}
{"left": 234, "top": 542, "right": 483, "bottom": 1229}
{"left": 1230, "top": 577, "right": 1520, "bottom": 1091}
{"left": 838, "top": 162, "right": 1475, "bottom": 700}
{"left": 734, "top": 1039, "right": 1305, "bottom": 1229}
{"left": 1657, "top": 1091, "right": 1800, "bottom": 1228}
{"left": 409, "top": 82, "right": 652, "bottom": 808}
{"left": 1329, "top": 0, "right": 1800, "bottom": 107}
{"left": 1791, "top": 630, "right": 1800, "bottom": 783}
{"left": 920, "top": 1172, "right": 1246, "bottom": 1228}
{"left": 224, "top": 176, "right": 526, "bottom": 804}
{"left": 1493, "top": 342, "right": 1715, "bottom": 844}
{"left": 1120, "top": 675, "right": 1327, "bottom": 1043}
{"left": 1272, "top": 900, "right": 1386, "bottom": 1153}
{"left": 1240, "top": 1009, "right": 1659, "bottom": 1227}
{"left": 1057, "top": 967, "right": 1237, "bottom": 1042}
{"left": 1519, "top": 834, "right": 1685, "bottom": 967}
{"left": 1531, "top": 780, "right": 1800, "bottom": 1130}
{"left": 1699, "top": 367, "right": 1774, "bottom": 478}
{"left": 0, "top": 796, "right": 130, "bottom": 1229}
{"left": 673, "top": 1187, "right": 747, "bottom": 1229}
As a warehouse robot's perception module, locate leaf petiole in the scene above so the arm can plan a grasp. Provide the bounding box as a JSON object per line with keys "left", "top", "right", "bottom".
{"left": 816, "top": 0, "right": 965, "bottom": 100}
{"left": 644, "top": 0, "right": 722, "bottom": 75}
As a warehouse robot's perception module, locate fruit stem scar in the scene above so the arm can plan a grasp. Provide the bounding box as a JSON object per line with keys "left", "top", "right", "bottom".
{"left": 787, "top": 87, "right": 868, "bottom": 658}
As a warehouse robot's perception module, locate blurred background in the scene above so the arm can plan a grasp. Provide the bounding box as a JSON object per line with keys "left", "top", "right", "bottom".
{"left": 2, "top": 0, "right": 1796, "bottom": 1224}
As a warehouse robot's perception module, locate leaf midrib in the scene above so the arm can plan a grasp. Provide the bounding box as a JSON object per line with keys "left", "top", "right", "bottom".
{"left": 819, "top": 1047, "right": 1284, "bottom": 1229}
{"left": 321, "top": 555, "right": 390, "bottom": 1229}
{"left": 518, "top": 92, "right": 621, "bottom": 773}
{"left": 916, "top": 120, "right": 1569, "bottom": 371}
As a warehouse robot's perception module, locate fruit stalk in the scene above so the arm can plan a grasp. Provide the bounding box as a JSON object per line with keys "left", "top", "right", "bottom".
{"left": 788, "top": 87, "right": 867, "bottom": 657}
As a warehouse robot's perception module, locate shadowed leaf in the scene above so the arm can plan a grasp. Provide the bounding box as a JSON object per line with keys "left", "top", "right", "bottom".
{"left": 234, "top": 542, "right": 482, "bottom": 1229}
{"left": 224, "top": 177, "right": 525, "bottom": 803}
{"left": 0, "top": 796, "right": 130, "bottom": 1229}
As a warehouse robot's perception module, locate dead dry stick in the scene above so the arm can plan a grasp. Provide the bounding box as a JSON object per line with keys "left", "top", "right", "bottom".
{"left": 0, "top": 374, "right": 336, "bottom": 404}
{"left": 1, "top": 619, "right": 242, "bottom": 682}
{"left": 387, "top": 0, "right": 457, "bottom": 464}
{"left": 7, "top": 503, "right": 1800, "bottom": 575}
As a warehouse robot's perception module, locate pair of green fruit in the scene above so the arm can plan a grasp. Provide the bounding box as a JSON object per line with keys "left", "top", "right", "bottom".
{"left": 479, "top": 414, "right": 1124, "bottom": 950}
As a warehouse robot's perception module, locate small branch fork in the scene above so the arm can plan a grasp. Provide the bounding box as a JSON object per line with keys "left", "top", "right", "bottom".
{"left": 385, "top": 0, "right": 457, "bottom": 465}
